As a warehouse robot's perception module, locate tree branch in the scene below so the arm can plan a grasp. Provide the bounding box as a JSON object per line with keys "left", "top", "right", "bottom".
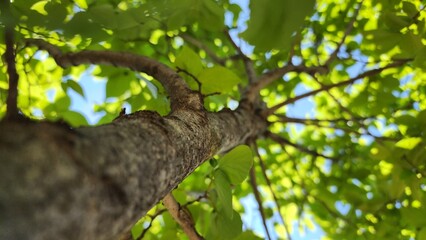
{"left": 163, "top": 193, "right": 203, "bottom": 240}
{"left": 263, "top": 60, "right": 408, "bottom": 115}
{"left": 323, "top": 0, "right": 364, "bottom": 67}
{"left": 179, "top": 33, "right": 225, "bottom": 65}
{"left": 121, "top": 208, "right": 167, "bottom": 240}
{"left": 274, "top": 115, "right": 370, "bottom": 124}
{"left": 266, "top": 131, "right": 338, "bottom": 162}
{"left": 224, "top": 30, "right": 257, "bottom": 84}
{"left": 248, "top": 167, "right": 272, "bottom": 240}
{"left": 1, "top": 0, "right": 20, "bottom": 121}
{"left": 253, "top": 143, "right": 292, "bottom": 240}
{"left": 244, "top": 64, "right": 328, "bottom": 103}
{"left": 24, "top": 38, "right": 202, "bottom": 112}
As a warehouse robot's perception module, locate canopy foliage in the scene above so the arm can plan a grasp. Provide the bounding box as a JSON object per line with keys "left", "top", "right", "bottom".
{"left": 1, "top": 0, "right": 426, "bottom": 239}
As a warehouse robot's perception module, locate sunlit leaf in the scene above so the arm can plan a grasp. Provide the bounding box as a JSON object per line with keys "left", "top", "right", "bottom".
{"left": 217, "top": 145, "right": 253, "bottom": 184}
{"left": 395, "top": 137, "right": 422, "bottom": 150}
{"left": 175, "top": 46, "right": 203, "bottom": 77}
{"left": 198, "top": 66, "right": 241, "bottom": 94}
{"left": 30, "top": 0, "right": 49, "bottom": 15}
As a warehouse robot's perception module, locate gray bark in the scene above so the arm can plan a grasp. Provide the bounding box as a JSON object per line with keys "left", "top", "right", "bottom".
{"left": 0, "top": 105, "right": 266, "bottom": 240}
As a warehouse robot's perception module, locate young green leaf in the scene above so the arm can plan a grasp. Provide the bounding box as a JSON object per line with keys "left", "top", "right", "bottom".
{"left": 198, "top": 66, "right": 241, "bottom": 94}
{"left": 213, "top": 169, "right": 233, "bottom": 219}
{"left": 395, "top": 137, "right": 422, "bottom": 150}
{"left": 61, "top": 110, "right": 89, "bottom": 127}
{"left": 106, "top": 76, "right": 132, "bottom": 97}
{"left": 217, "top": 145, "right": 253, "bottom": 185}
{"left": 65, "top": 80, "right": 85, "bottom": 98}
{"left": 174, "top": 46, "right": 203, "bottom": 77}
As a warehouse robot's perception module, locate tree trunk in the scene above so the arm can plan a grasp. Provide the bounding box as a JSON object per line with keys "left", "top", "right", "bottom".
{"left": 0, "top": 105, "right": 266, "bottom": 240}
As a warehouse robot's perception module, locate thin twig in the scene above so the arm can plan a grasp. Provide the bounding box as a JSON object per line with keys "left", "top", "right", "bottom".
{"left": 224, "top": 29, "right": 257, "bottom": 84}
{"left": 120, "top": 208, "right": 167, "bottom": 240}
{"left": 253, "top": 142, "right": 292, "bottom": 240}
{"left": 179, "top": 33, "right": 225, "bottom": 65}
{"left": 248, "top": 167, "right": 272, "bottom": 240}
{"left": 274, "top": 115, "right": 371, "bottom": 124}
{"left": 263, "top": 60, "right": 408, "bottom": 115}
{"left": 163, "top": 193, "right": 204, "bottom": 240}
{"left": 310, "top": 73, "right": 356, "bottom": 118}
{"left": 176, "top": 67, "right": 202, "bottom": 90}
{"left": 274, "top": 117, "right": 398, "bottom": 141}
{"left": 287, "top": 32, "right": 302, "bottom": 65}
{"left": 2, "top": 0, "right": 20, "bottom": 121}
{"left": 244, "top": 64, "right": 328, "bottom": 103}
{"left": 324, "top": 0, "right": 364, "bottom": 67}
{"left": 266, "top": 131, "right": 338, "bottom": 162}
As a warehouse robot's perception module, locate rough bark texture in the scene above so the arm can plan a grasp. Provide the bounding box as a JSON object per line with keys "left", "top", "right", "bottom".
{"left": 0, "top": 104, "right": 267, "bottom": 240}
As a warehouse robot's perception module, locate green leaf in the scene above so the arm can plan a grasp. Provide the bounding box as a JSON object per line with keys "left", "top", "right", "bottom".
{"left": 413, "top": 46, "right": 426, "bottom": 70}
{"left": 65, "top": 12, "right": 108, "bottom": 41}
{"left": 106, "top": 75, "right": 132, "bottom": 97}
{"left": 198, "top": 66, "right": 241, "bottom": 94}
{"left": 116, "top": 13, "right": 140, "bottom": 30}
{"left": 199, "top": 0, "right": 225, "bottom": 31}
{"left": 240, "top": 0, "right": 315, "bottom": 51}
{"left": 161, "top": 0, "right": 196, "bottom": 30}
{"left": 131, "top": 221, "right": 143, "bottom": 240}
{"left": 30, "top": 0, "right": 48, "bottom": 15}
{"left": 383, "top": 11, "right": 411, "bottom": 32}
{"left": 365, "top": 29, "right": 402, "bottom": 53}
{"left": 418, "top": 227, "right": 426, "bottom": 240}
{"left": 61, "top": 110, "right": 89, "bottom": 127}
{"left": 74, "top": 0, "right": 88, "bottom": 9}
{"left": 228, "top": 3, "right": 242, "bottom": 26}
{"left": 88, "top": 3, "right": 117, "bottom": 29}
{"left": 215, "top": 210, "right": 243, "bottom": 239}
{"left": 234, "top": 231, "right": 263, "bottom": 240}
{"left": 175, "top": 46, "right": 203, "bottom": 77}
{"left": 54, "top": 96, "right": 71, "bottom": 112}
{"left": 65, "top": 80, "right": 85, "bottom": 98}
{"left": 402, "top": 1, "right": 418, "bottom": 18}
{"left": 401, "top": 207, "right": 426, "bottom": 227}
{"left": 213, "top": 169, "right": 233, "bottom": 219}
{"left": 398, "top": 32, "right": 423, "bottom": 58}
{"left": 217, "top": 145, "right": 253, "bottom": 184}
{"left": 395, "top": 137, "right": 422, "bottom": 150}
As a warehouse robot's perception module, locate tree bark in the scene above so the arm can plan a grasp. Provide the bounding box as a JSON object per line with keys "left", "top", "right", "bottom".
{"left": 0, "top": 105, "right": 266, "bottom": 240}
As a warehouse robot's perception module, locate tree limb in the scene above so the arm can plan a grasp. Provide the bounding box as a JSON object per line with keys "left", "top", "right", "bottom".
{"left": 24, "top": 38, "right": 202, "bottom": 112}
{"left": 266, "top": 131, "right": 338, "bottom": 162}
{"left": 224, "top": 30, "right": 257, "bottom": 84}
{"left": 244, "top": 64, "right": 328, "bottom": 103}
{"left": 323, "top": 0, "right": 364, "bottom": 67}
{"left": 263, "top": 60, "right": 408, "bottom": 115}
{"left": 253, "top": 143, "right": 292, "bottom": 240}
{"left": 248, "top": 167, "right": 272, "bottom": 240}
{"left": 180, "top": 33, "right": 225, "bottom": 65}
{"left": 163, "top": 193, "right": 203, "bottom": 240}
